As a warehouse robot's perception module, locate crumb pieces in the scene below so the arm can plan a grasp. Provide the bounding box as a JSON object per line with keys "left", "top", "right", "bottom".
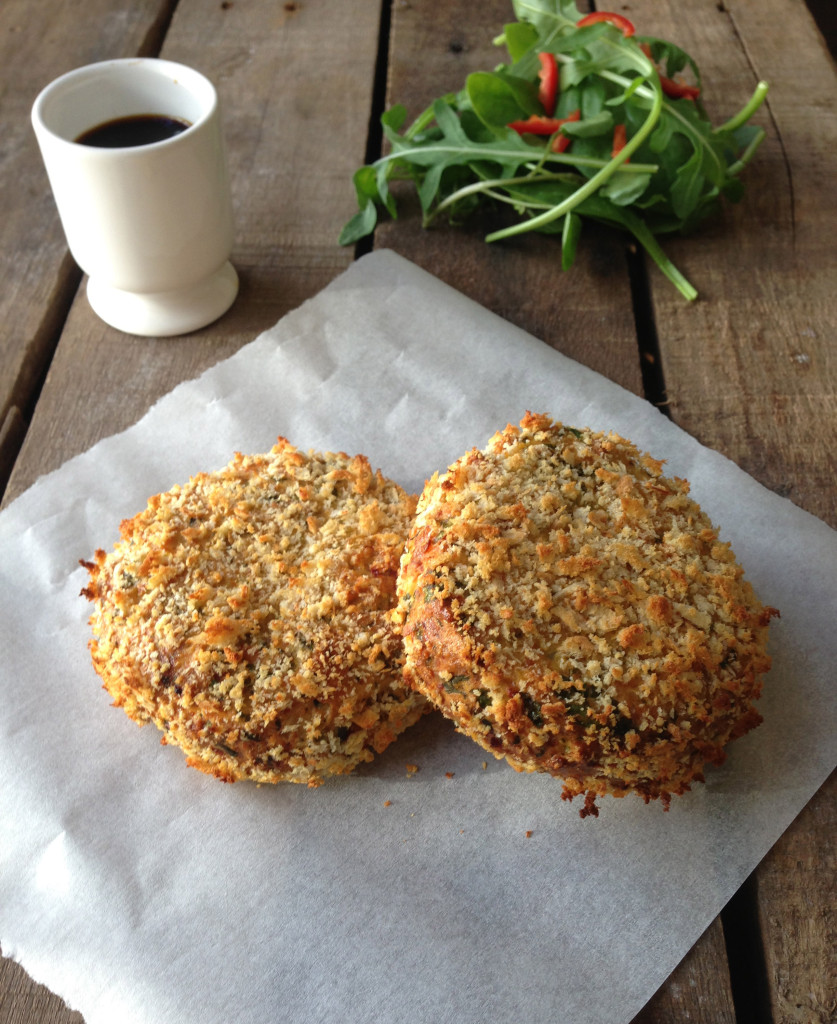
{"left": 397, "top": 412, "right": 776, "bottom": 814}
{"left": 525, "top": 830, "right": 533, "bottom": 838}
{"left": 405, "top": 763, "right": 419, "bottom": 777}
{"left": 383, "top": 800, "right": 392, "bottom": 807}
{"left": 84, "top": 439, "right": 426, "bottom": 788}
{"left": 445, "top": 771, "right": 455, "bottom": 779}
{"left": 481, "top": 762, "right": 488, "bottom": 771}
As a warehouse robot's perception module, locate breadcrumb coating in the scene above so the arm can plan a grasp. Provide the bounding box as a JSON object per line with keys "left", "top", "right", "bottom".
{"left": 83, "top": 439, "right": 427, "bottom": 786}
{"left": 395, "top": 413, "right": 777, "bottom": 816}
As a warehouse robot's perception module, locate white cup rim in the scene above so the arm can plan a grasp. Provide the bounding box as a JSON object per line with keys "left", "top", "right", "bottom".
{"left": 31, "top": 57, "right": 218, "bottom": 152}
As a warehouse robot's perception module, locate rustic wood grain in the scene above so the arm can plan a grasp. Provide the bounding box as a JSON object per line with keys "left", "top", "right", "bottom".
{"left": 0, "top": 2, "right": 187, "bottom": 1013}
{"left": 0, "top": 955, "right": 82, "bottom": 1024}
{"left": 377, "top": 3, "right": 736, "bottom": 1021}
{"left": 0, "top": 0, "right": 174, "bottom": 491}
{"left": 758, "top": 769, "right": 837, "bottom": 1024}
{"left": 628, "top": 0, "right": 837, "bottom": 528}
{"left": 633, "top": 919, "right": 737, "bottom": 1024}
{"left": 1, "top": 0, "right": 834, "bottom": 1022}
{"left": 376, "top": 0, "right": 645, "bottom": 397}
{"left": 626, "top": 2, "right": 835, "bottom": 1024}
{"left": 1, "top": 0, "right": 383, "bottom": 1020}
{"left": 4, "top": 0, "right": 381, "bottom": 504}
{"left": 622, "top": 5, "right": 836, "bottom": 1023}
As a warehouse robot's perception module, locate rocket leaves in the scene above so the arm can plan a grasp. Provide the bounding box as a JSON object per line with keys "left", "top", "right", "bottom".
{"left": 339, "top": 0, "right": 769, "bottom": 300}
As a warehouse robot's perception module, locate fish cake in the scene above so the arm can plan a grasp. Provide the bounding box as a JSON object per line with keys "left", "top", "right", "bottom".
{"left": 395, "top": 413, "right": 776, "bottom": 815}
{"left": 83, "top": 438, "right": 426, "bottom": 786}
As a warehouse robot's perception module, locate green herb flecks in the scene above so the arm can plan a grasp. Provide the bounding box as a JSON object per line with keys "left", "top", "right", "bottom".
{"left": 476, "top": 687, "right": 493, "bottom": 709}
{"left": 521, "top": 692, "right": 544, "bottom": 726}
{"left": 340, "top": 0, "right": 767, "bottom": 300}
{"left": 444, "top": 674, "right": 471, "bottom": 694}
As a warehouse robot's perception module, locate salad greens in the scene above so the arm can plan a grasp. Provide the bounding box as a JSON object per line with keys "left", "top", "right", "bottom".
{"left": 339, "top": 0, "right": 769, "bottom": 300}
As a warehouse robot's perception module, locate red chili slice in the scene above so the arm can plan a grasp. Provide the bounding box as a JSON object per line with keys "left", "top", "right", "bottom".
{"left": 508, "top": 115, "right": 566, "bottom": 136}
{"left": 537, "top": 52, "right": 559, "bottom": 116}
{"left": 550, "top": 109, "right": 581, "bottom": 153}
{"left": 659, "top": 75, "right": 700, "bottom": 100}
{"left": 509, "top": 110, "right": 581, "bottom": 152}
{"left": 612, "top": 122, "right": 628, "bottom": 158}
{"left": 639, "top": 43, "right": 700, "bottom": 100}
{"left": 576, "top": 11, "right": 636, "bottom": 37}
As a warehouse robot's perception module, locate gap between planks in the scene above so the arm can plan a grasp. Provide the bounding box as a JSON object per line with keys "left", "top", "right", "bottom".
{"left": 0, "top": 258, "right": 81, "bottom": 501}
{"left": 721, "top": 873, "right": 776, "bottom": 1024}
{"left": 354, "top": 0, "right": 394, "bottom": 261}
{"left": 136, "top": 0, "right": 180, "bottom": 57}
{"left": 354, "top": 10, "right": 782, "bottom": 1024}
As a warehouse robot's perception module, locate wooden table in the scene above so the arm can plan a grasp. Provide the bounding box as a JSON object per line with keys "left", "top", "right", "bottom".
{"left": 1, "top": 1, "right": 834, "bottom": 1021}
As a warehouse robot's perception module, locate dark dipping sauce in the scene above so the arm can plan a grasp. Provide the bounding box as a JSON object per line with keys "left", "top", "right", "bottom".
{"left": 76, "top": 114, "right": 191, "bottom": 148}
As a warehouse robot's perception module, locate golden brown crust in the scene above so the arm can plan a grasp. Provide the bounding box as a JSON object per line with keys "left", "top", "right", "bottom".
{"left": 395, "top": 413, "right": 777, "bottom": 815}
{"left": 83, "top": 438, "right": 427, "bottom": 786}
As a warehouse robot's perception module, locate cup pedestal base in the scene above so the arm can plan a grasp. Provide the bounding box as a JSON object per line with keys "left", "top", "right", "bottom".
{"left": 86, "top": 261, "right": 239, "bottom": 337}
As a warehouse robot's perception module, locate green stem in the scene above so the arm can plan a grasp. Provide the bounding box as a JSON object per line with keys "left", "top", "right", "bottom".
{"left": 483, "top": 188, "right": 548, "bottom": 209}
{"left": 540, "top": 156, "right": 659, "bottom": 174}
{"left": 427, "top": 173, "right": 562, "bottom": 224}
{"left": 714, "top": 81, "right": 769, "bottom": 134}
{"left": 623, "top": 215, "right": 698, "bottom": 301}
{"left": 599, "top": 68, "right": 726, "bottom": 183}
{"left": 426, "top": 158, "right": 658, "bottom": 225}
{"left": 404, "top": 103, "right": 442, "bottom": 140}
{"left": 485, "top": 75, "right": 663, "bottom": 242}
{"left": 726, "top": 127, "right": 766, "bottom": 176}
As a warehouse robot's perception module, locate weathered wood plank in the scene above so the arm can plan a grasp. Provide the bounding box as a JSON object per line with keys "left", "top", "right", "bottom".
{"left": 1, "top": 2, "right": 832, "bottom": 1024}
{"left": 757, "top": 769, "right": 836, "bottom": 1024}
{"left": 376, "top": 4, "right": 735, "bottom": 1022}
{"left": 0, "top": 957, "right": 82, "bottom": 1024}
{"left": 625, "top": 2, "right": 837, "bottom": 1022}
{"left": 629, "top": 0, "right": 837, "bottom": 528}
{"left": 1, "top": 1, "right": 383, "bottom": 1021}
{"left": 632, "top": 919, "right": 737, "bottom": 1024}
{"left": 0, "top": 0, "right": 175, "bottom": 492}
{"left": 1, "top": 2, "right": 192, "bottom": 1012}
{"left": 375, "top": 0, "right": 644, "bottom": 396}
{"left": 4, "top": 0, "right": 381, "bottom": 503}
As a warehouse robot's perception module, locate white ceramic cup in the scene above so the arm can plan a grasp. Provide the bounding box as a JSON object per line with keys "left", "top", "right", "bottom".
{"left": 32, "top": 58, "right": 238, "bottom": 337}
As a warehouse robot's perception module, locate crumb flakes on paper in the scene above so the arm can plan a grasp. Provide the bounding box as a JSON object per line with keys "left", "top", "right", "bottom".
{"left": 525, "top": 830, "right": 534, "bottom": 838}
{"left": 445, "top": 771, "right": 455, "bottom": 779}
{"left": 405, "top": 763, "right": 419, "bottom": 777}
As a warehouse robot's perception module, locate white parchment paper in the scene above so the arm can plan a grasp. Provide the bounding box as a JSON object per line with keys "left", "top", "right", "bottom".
{"left": 1, "top": 250, "right": 835, "bottom": 1024}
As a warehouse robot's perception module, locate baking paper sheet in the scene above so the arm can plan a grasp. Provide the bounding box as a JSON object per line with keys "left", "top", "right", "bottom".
{"left": 1, "top": 250, "right": 835, "bottom": 1024}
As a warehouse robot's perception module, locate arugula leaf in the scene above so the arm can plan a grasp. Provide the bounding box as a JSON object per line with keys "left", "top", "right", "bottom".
{"left": 501, "top": 21, "right": 540, "bottom": 62}
{"left": 561, "top": 111, "right": 613, "bottom": 137}
{"left": 510, "top": 0, "right": 579, "bottom": 37}
{"left": 638, "top": 35, "right": 702, "bottom": 91}
{"left": 561, "top": 209, "right": 581, "bottom": 270}
{"left": 340, "top": 0, "right": 769, "bottom": 300}
{"left": 466, "top": 71, "right": 541, "bottom": 129}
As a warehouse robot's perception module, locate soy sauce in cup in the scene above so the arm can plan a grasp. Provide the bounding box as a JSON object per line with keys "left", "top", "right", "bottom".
{"left": 32, "top": 57, "right": 238, "bottom": 336}
{"left": 76, "top": 113, "right": 191, "bottom": 148}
